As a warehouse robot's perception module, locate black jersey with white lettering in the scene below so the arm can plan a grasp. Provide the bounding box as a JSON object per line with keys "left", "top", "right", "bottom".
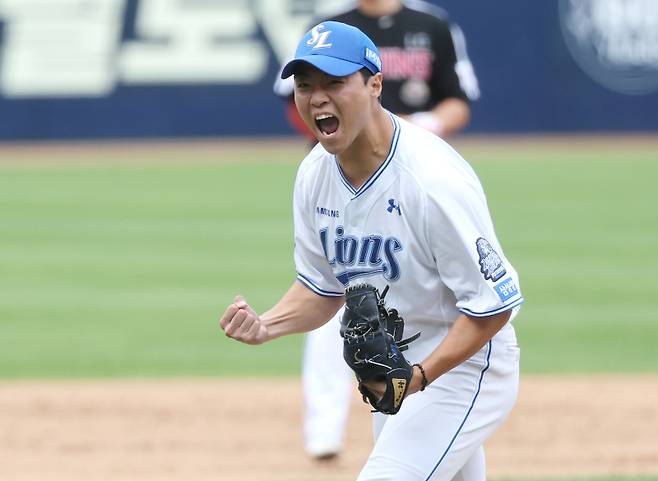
{"left": 326, "top": 1, "right": 478, "bottom": 114}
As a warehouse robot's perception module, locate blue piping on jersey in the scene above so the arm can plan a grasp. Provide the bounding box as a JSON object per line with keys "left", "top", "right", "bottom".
{"left": 335, "top": 266, "right": 386, "bottom": 286}
{"left": 423, "top": 340, "right": 492, "bottom": 481}
{"left": 335, "top": 112, "right": 400, "bottom": 199}
{"left": 296, "top": 273, "right": 344, "bottom": 297}
{"left": 459, "top": 297, "right": 525, "bottom": 318}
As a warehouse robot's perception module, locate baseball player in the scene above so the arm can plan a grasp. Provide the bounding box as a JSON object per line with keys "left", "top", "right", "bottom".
{"left": 280, "top": 0, "right": 482, "bottom": 459}
{"left": 220, "top": 21, "right": 523, "bottom": 481}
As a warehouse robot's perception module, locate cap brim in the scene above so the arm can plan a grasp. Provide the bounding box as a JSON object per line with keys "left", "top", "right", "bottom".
{"left": 280, "top": 56, "right": 364, "bottom": 79}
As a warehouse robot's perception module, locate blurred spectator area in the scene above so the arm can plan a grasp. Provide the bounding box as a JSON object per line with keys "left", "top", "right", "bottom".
{"left": 0, "top": 0, "right": 655, "bottom": 140}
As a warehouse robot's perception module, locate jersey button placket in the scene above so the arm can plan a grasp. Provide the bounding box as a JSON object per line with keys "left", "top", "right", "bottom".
{"left": 343, "top": 200, "right": 355, "bottom": 231}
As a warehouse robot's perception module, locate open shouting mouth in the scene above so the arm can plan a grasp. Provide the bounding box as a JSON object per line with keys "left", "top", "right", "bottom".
{"left": 315, "top": 113, "right": 339, "bottom": 137}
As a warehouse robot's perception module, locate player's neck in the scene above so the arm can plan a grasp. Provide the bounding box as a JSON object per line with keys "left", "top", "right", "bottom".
{"left": 359, "top": 0, "right": 403, "bottom": 17}
{"left": 336, "top": 108, "right": 394, "bottom": 190}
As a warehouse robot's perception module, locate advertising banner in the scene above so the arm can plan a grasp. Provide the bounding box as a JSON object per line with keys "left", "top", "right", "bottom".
{"left": 0, "top": 0, "right": 655, "bottom": 139}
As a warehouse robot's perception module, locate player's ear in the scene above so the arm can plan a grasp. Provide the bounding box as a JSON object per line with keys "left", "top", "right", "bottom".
{"left": 368, "top": 72, "right": 383, "bottom": 99}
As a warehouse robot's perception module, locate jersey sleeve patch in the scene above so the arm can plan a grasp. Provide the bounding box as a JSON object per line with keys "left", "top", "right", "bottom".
{"left": 476, "top": 237, "right": 506, "bottom": 282}
{"left": 494, "top": 277, "right": 519, "bottom": 302}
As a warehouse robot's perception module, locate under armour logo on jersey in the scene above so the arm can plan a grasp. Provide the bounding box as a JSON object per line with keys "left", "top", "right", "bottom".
{"left": 387, "top": 199, "right": 402, "bottom": 215}
{"left": 307, "top": 24, "right": 333, "bottom": 50}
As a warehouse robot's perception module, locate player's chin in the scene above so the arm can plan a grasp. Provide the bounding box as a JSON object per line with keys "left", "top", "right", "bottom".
{"left": 315, "top": 130, "right": 344, "bottom": 154}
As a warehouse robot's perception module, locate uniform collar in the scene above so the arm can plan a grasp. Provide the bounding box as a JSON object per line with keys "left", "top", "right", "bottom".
{"left": 334, "top": 112, "right": 400, "bottom": 200}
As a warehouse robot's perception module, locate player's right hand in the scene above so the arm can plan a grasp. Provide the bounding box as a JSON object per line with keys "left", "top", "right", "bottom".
{"left": 219, "top": 295, "right": 269, "bottom": 345}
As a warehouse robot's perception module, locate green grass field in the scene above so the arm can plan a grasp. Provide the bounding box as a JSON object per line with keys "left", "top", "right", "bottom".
{"left": 497, "top": 479, "right": 658, "bottom": 481}
{"left": 1, "top": 139, "right": 657, "bottom": 378}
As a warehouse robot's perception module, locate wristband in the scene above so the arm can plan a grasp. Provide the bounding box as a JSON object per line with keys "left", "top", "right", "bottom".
{"left": 413, "top": 363, "right": 428, "bottom": 391}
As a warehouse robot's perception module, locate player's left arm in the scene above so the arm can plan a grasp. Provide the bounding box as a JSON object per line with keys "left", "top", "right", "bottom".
{"left": 413, "top": 152, "right": 523, "bottom": 395}
{"left": 362, "top": 309, "right": 510, "bottom": 400}
{"left": 407, "top": 311, "right": 511, "bottom": 395}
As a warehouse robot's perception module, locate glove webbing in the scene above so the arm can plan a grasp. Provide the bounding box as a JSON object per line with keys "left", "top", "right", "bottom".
{"left": 377, "top": 286, "right": 420, "bottom": 351}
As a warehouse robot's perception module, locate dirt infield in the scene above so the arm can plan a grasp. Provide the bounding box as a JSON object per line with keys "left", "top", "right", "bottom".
{"left": 1, "top": 376, "right": 657, "bottom": 481}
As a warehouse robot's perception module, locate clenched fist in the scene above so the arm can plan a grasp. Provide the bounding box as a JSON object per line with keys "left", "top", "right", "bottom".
{"left": 219, "top": 295, "right": 269, "bottom": 345}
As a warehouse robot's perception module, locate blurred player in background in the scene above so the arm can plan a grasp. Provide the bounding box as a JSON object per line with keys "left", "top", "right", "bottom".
{"left": 274, "top": 0, "right": 479, "bottom": 141}
{"left": 274, "top": 0, "right": 480, "bottom": 460}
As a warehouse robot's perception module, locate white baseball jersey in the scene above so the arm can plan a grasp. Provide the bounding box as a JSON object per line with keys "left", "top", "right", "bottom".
{"left": 293, "top": 113, "right": 523, "bottom": 362}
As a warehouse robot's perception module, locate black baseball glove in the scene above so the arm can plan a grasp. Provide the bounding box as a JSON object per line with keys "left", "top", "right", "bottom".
{"left": 340, "top": 283, "right": 420, "bottom": 414}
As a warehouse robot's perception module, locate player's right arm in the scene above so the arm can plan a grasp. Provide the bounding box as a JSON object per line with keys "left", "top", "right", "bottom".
{"left": 219, "top": 281, "right": 344, "bottom": 345}
{"left": 222, "top": 149, "right": 345, "bottom": 345}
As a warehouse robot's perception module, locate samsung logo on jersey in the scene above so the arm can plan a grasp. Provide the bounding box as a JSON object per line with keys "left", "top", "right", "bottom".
{"left": 316, "top": 206, "right": 340, "bottom": 218}
{"left": 319, "top": 226, "right": 402, "bottom": 286}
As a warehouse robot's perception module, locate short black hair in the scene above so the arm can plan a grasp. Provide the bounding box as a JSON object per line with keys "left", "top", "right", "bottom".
{"left": 359, "top": 68, "right": 374, "bottom": 84}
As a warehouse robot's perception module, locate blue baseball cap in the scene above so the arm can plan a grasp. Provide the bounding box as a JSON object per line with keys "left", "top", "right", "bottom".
{"left": 281, "top": 21, "right": 382, "bottom": 79}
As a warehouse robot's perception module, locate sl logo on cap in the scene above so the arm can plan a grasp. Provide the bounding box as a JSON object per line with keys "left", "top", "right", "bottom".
{"left": 307, "top": 24, "right": 333, "bottom": 50}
